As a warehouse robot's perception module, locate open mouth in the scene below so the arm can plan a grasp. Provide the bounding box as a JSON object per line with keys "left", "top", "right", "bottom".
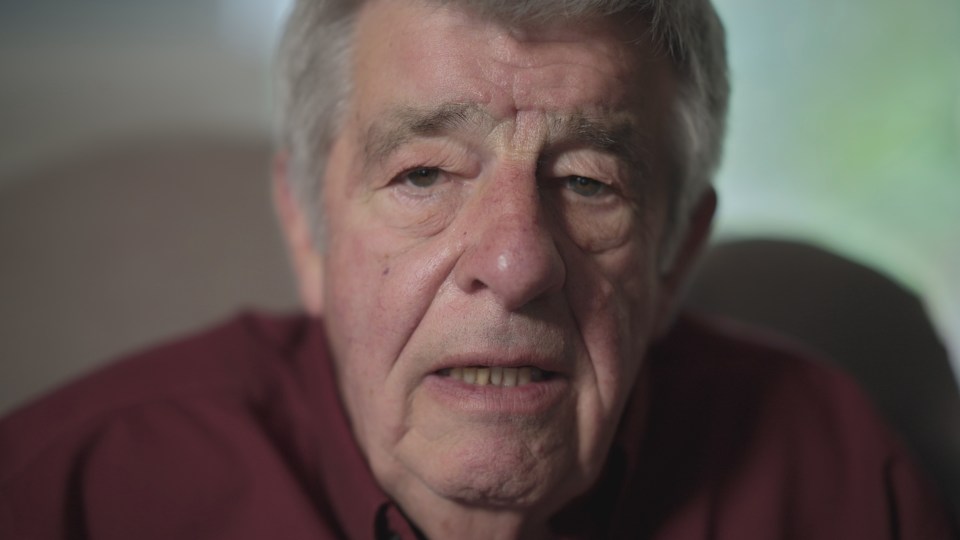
{"left": 435, "top": 366, "right": 553, "bottom": 387}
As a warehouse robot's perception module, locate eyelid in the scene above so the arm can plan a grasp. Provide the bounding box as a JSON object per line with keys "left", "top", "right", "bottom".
{"left": 388, "top": 165, "right": 447, "bottom": 189}
{"left": 540, "top": 150, "right": 625, "bottom": 186}
{"left": 379, "top": 140, "right": 480, "bottom": 186}
{"left": 394, "top": 166, "right": 444, "bottom": 185}
{"left": 541, "top": 171, "right": 623, "bottom": 200}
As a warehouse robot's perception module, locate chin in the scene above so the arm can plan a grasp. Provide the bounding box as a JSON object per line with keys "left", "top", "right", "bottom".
{"left": 410, "top": 432, "right": 585, "bottom": 511}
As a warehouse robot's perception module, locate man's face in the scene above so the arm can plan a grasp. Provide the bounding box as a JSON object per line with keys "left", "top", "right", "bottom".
{"left": 289, "top": 0, "right": 690, "bottom": 517}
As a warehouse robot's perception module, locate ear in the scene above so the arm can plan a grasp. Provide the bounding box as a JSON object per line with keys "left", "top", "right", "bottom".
{"left": 653, "top": 187, "right": 717, "bottom": 337}
{"left": 273, "top": 152, "right": 325, "bottom": 316}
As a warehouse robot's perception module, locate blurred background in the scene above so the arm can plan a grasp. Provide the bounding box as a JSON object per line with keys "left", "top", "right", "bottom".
{"left": 1, "top": 0, "right": 959, "bottom": 509}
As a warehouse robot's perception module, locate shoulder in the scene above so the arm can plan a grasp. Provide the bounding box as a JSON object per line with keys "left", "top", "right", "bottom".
{"left": 0, "top": 311, "right": 311, "bottom": 487}
{"left": 0, "top": 312, "right": 342, "bottom": 539}
{"left": 648, "top": 311, "right": 880, "bottom": 426}
{"left": 642, "top": 311, "right": 903, "bottom": 467}
{"left": 623, "top": 311, "right": 956, "bottom": 538}
{"left": 0, "top": 312, "right": 327, "bottom": 539}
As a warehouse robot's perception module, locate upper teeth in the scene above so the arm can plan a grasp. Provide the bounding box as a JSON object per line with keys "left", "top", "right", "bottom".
{"left": 443, "top": 366, "right": 544, "bottom": 386}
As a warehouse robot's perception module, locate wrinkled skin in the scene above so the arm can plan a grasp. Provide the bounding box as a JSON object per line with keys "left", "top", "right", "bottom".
{"left": 276, "top": 0, "right": 713, "bottom": 537}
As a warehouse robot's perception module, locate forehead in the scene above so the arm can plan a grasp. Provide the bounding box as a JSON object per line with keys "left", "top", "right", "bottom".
{"left": 348, "top": 0, "right": 673, "bottom": 121}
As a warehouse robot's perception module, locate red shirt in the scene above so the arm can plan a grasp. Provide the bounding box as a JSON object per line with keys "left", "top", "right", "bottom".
{"left": 0, "top": 312, "right": 954, "bottom": 539}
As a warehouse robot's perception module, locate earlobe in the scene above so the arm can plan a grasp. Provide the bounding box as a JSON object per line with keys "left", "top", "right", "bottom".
{"left": 272, "top": 152, "right": 325, "bottom": 316}
{"left": 653, "top": 188, "right": 717, "bottom": 337}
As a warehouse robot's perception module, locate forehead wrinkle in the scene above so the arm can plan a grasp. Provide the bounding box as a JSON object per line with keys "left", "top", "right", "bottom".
{"left": 362, "top": 103, "right": 495, "bottom": 167}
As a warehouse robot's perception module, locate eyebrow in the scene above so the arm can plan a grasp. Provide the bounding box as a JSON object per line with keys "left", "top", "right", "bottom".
{"left": 361, "top": 102, "right": 648, "bottom": 175}
{"left": 363, "top": 103, "right": 493, "bottom": 165}
{"left": 545, "top": 112, "right": 648, "bottom": 177}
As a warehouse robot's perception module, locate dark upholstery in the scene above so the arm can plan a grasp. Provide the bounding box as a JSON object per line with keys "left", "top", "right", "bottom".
{"left": 685, "top": 238, "right": 960, "bottom": 516}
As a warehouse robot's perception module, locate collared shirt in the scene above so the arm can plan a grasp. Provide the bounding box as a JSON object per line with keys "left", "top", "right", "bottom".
{"left": 0, "top": 312, "right": 955, "bottom": 539}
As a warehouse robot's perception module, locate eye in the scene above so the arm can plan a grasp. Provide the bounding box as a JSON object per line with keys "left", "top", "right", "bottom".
{"left": 565, "top": 175, "right": 608, "bottom": 197}
{"left": 402, "top": 167, "right": 442, "bottom": 188}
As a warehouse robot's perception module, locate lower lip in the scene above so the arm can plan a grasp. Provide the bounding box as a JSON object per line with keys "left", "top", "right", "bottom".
{"left": 422, "top": 373, "right": 569, "bottom": 416}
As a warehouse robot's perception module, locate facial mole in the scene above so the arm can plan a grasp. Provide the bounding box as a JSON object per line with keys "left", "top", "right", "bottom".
{"left": 382, "top": 267, "right": 390, "bottom": 276}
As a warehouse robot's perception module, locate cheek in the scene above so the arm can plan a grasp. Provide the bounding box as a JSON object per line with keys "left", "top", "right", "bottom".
{"left": 322, "top": 230, "right": 407, "bottom": 445}
{"left": 559, "top": 191, "right": 669, "bottom": 355}
{"left": 566, "top": 238, "right": 662, "bottom": 390}
{"left": 322, "top": 222, "right": 453, "bottom": 386}
{"left": 326, "top": 231, "right": 384, "bottom": 310}
{"left": 323, "top": 228, "right": 397, "bottom": 372}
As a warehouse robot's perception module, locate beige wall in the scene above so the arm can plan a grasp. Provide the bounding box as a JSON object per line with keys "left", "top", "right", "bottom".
{"left": 0, "top": 137, "right": 298, "bottom": 414}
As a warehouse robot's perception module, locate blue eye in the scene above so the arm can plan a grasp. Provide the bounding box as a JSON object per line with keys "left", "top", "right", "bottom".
{"left": 565, "top": 176, "right": 607, "bottom": 197}
{"left": 403, "top": 167, "right": 441, "bottom": 188}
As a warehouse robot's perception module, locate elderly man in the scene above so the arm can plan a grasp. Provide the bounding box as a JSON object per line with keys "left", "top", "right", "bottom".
{"left": 0, "top": 0, "right": 954, "bottom": 538}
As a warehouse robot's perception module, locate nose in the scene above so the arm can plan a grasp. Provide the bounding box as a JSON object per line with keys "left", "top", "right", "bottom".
{"left": 452, "top": 168, "right": 566, "bottom": 311}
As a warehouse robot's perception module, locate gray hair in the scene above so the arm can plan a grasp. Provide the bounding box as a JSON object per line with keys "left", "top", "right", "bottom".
{"left": 275, "top": 0, "right": 729, "bottom": 253}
